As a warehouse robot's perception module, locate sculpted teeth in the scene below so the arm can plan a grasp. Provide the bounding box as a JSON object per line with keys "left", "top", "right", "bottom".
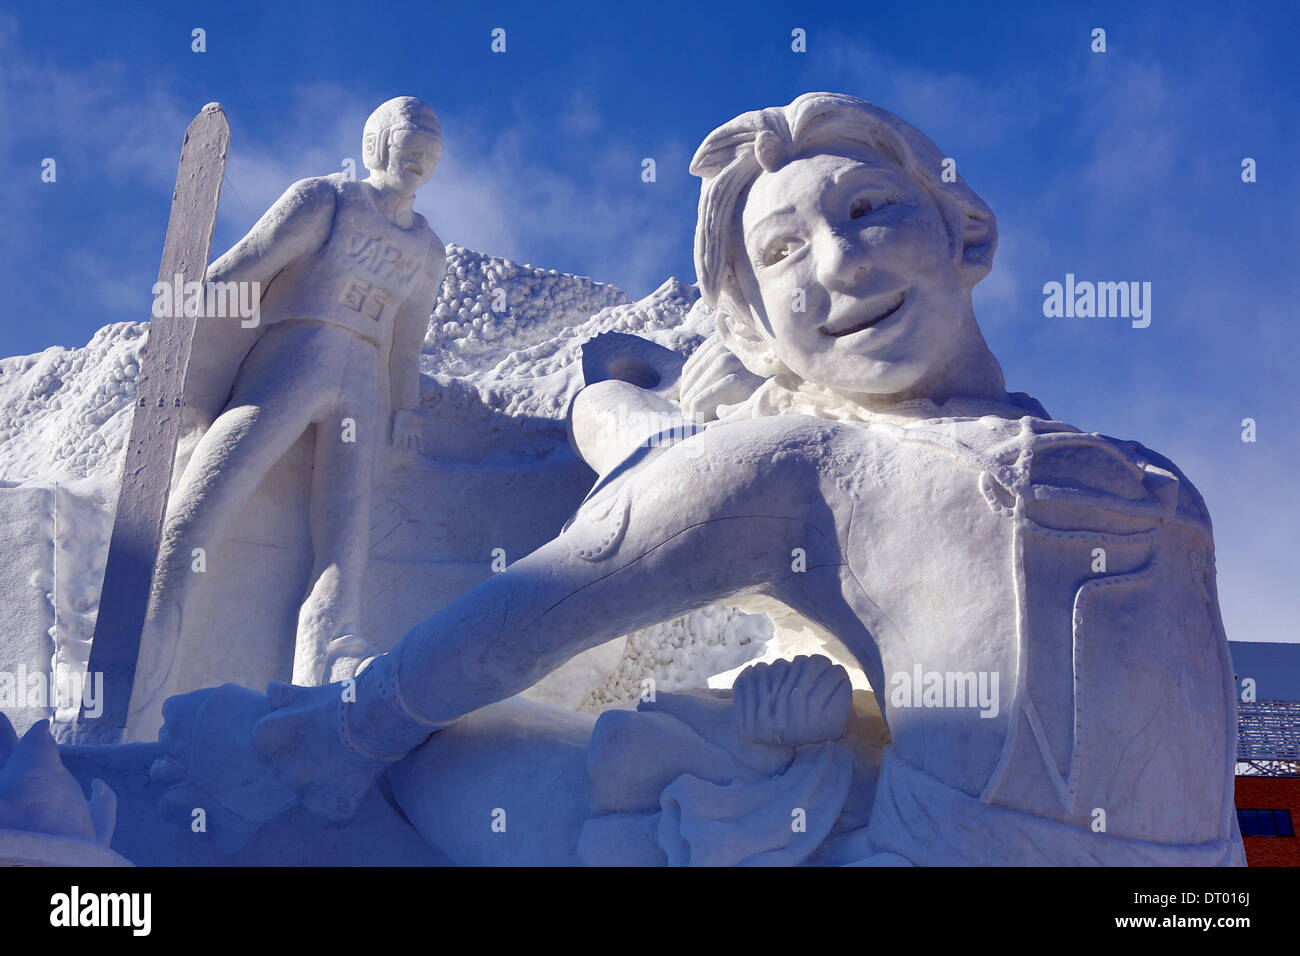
{"left": 821, "top": 292, "right": 906, "bottom": 337}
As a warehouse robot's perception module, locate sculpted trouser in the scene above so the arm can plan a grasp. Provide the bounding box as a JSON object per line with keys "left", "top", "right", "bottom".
{"left": 127, "top": 319, "right": 381, "bottom": 739}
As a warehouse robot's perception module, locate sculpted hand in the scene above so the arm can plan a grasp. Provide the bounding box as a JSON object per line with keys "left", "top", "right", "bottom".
{"left": 678, "top": 335, "right": 765, "bottom": 421}
{"left": 392, "top": 408, "right": 426, "bottom": 453}
{"left": 152, "top": 658, "right": 436, "bottom": 849}
{"left": 151, "top": 684, "right": 299, "bottom": 852}
{"left": 732, "top": 655, "right": 853, "bottom": 747}
{"left": 254, "top": 653, "right": 441, "bottom": 824}
{"left": 245, "top": 681, "right": 400, "bottom": 824}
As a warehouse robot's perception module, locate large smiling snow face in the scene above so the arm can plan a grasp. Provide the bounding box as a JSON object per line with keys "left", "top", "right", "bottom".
{"left": 737, "top": 147, "right": 970, "bottom": 398}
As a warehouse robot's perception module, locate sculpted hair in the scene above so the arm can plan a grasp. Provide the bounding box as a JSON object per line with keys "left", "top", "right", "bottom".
{"left": 362, "top": 96, "right": 443, "bottom": 172}
{"left": 690, "top": 92, "right": 997, "bottom": 334}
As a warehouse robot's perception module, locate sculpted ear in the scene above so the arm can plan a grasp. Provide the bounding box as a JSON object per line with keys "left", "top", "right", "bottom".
{"left": 363, "top": 130, "right": 389, "bottom": 172}
{"left": 957, "top": 207, "right": 998, "bottom": 287}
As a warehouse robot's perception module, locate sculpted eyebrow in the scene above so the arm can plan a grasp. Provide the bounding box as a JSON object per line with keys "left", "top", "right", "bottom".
{"left": 831, "top": 164, "right": 898, "bottom": 188}
{"left": 749, "top": 204, "right": 797, "bottom": 230}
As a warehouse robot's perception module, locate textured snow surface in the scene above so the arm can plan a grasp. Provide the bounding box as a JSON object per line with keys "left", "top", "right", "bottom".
{"left": 0, "top": 322, "right": 146, "bottom": 501}
{"left": 0, "top": 324, "right": 144, "bottom": 724}
{"left": 0, "top": 247, "right": 779, "bottom": 725}
{"left": 426, "top": 244, "right": 631, "bottom": 375}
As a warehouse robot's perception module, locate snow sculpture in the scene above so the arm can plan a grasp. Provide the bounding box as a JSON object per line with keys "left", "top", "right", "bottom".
{"left": 7, "top": 92, "right": 1242, "bottom": 867}
{"left": 0, "top": 714, "right": 126, "bottom": 865}
{"left": 126, "top": 97, "right": 447, "bottom": 738}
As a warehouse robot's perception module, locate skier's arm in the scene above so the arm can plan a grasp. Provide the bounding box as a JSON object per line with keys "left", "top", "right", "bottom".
{"left": 205, "top": 177, "right": 336, "bottom": 289}
{"left": 389, "top": 239, "right": 445, "bottom": 414}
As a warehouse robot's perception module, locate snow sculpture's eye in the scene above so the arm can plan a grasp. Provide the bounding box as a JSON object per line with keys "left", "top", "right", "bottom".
{"left": 763, "top": 237, "right": 802, "bottom": 265}
{"left": 850, "top": 196, "right": 875, "bottom": 219}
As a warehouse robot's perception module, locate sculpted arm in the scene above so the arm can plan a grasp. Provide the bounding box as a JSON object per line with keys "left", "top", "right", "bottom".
{"left": 239, "top": 420, "right": 824, "bottom": 822}
{"left": 204, "top": 177, "right": 336, "bottom": 288}
{"left": 395, "top": 425, "right": 817, "bottom": 722}
{"left": 388, "top": 240, "right": 444, "bottom": 448}
{"left": 154, "top": 418, "right": 829, "bottom": 832}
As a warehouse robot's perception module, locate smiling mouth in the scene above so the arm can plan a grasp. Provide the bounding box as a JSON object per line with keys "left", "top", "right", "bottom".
{"left": 820, "top": 291, "right": 907, "bottom": 337}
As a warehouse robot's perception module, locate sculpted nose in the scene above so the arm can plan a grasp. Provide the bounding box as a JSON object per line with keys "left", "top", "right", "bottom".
{"left": 814, "top": 230, "right": 871, "bottom": 294}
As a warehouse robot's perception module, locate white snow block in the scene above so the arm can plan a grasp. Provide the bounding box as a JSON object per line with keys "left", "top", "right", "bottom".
{"left": 0, "top": 483, "right": 113, "bottom": 736}
{"left": 0, "top": 484, "right": 55, "bottom": 734}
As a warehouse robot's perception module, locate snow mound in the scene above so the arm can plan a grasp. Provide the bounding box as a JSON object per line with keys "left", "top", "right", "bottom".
{"left": 426, "top": 244, "right": 631, "bottom": 376}
{"left": 0, "top": 322, "right": 147, "bottom": 505}
{"left": 430, "top": 272, "right": 712, "bottom": 433}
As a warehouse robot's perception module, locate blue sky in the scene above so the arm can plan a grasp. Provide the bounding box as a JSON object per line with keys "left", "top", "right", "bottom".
{"left": 1, "top": 0, "right": 1296, "bottom": 644}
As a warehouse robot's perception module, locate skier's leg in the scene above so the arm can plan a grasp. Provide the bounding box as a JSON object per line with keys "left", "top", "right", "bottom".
{"left": 292, "top": 339, "right": 380, "bottom": 685}
{"left": 128, "top": 328, "right": 330, "bottom": 737}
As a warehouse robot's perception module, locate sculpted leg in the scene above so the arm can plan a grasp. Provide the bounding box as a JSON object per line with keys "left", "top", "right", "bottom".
{"left": 292, "top": 395, "right": 377, "bottom": 686}
{"left": 127, "top": 357, "right": 326, "bottom": 739}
